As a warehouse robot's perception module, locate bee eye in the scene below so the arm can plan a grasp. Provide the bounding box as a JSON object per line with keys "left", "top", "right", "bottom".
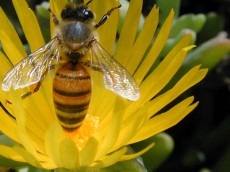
{"left": 83, "top": 9, "right": 94, "bottom": 19}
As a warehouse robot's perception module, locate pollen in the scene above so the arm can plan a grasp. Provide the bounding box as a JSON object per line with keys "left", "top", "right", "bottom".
{"left": 65, "top": 114, "right": 99, "bottom": 149}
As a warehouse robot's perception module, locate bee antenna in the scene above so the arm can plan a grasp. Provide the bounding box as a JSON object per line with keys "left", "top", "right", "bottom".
{"left": 86, "top": 0, "right": 93, "bottom": 6}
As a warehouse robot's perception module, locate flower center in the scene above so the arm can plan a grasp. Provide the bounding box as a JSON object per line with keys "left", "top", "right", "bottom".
{"left": 64, "top": 114, "right": 99, "bottom": 149}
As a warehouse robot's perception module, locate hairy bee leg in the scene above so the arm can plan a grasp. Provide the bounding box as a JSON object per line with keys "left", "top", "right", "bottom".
{"left": 21, "top": 82, "right": 42, "bottom": 99}
{"left": 48, "top": 9, "right": 59, "bottom": 25}
{"left": 21, "top": 65, "right": 56, "bottom": 99}
{"left": 86, "top": 0, "right": 93, "bottom": 6}
{"left": 95, "top": 4, "right": 121, "bottom": 28}
{"left": 82, "top": 61, "right": 103, "bottom": 72}
{"left": 0, "top": 102, "right": 15, "bottom": 120}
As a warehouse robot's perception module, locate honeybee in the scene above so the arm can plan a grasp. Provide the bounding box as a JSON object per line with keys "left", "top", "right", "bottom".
{"left": 1, "top": 1, "right": 140, "bottom": 131}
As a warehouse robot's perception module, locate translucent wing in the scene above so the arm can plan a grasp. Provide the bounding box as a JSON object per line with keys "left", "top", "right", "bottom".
{"left": 89, "top": 41, "right": 140, "bottom": 101}
{"left": 2, "top": 37, "right": 60, "bottom": 91}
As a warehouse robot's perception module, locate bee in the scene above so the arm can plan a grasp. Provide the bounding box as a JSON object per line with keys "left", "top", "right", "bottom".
{"left": 1, "top": 0, "right": 140, "bottom": 131}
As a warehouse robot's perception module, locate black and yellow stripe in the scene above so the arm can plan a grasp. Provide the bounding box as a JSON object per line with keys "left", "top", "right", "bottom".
{"left": 53, "top": 62, "right": 91, "bottom": 131}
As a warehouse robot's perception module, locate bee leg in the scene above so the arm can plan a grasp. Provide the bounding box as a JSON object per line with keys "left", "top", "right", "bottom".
{"left": 48, "top": 9, "right": 59, "bottom": 25}
{"left": 21, "top": 65, "right": 55, "bottom": 99}
{"left": 95, "top": 4, "right": 121, "bottom": 28}
{"left": 21, "top": 82, "right": 42, "bottom": 99}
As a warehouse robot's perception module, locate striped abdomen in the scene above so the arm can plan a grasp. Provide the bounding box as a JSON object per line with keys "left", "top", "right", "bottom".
{"left": 53, "top": 62, "right": 91, "bottom": 131}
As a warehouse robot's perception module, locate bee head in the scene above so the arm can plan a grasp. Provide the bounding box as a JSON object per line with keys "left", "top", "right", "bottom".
{"left": 61, "top": 4, "right": 94, "bottom": 22}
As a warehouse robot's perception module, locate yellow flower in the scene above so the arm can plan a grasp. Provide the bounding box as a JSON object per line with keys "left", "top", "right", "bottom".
{"left": 0, "top": 0, "right": 207, "bottom": 170}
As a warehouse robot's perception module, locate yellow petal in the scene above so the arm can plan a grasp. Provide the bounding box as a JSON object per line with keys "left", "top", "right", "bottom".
{"left": 50, "top": 0, "right": 67, "bottom": 35}
{"left": 112, "top": 107, "right": 148, "bottom": 151}
{"left": 93, "top": 147, "right": 127, "bottom": 168}
{"left": 129, "top": 96, "right": 198, "bottom": 143}
{"left": 0, "top": 145, "right": 25, "bottom": 162}
{"left": 96, "top": 100, "right": 124, "bottom": 159}
{"left": 0, "top": 52, "right": 12, "bottom": 77}
{"left": 59, "top": 139, "right": 79, "bottom": 169}
{"left": 121, "top": 143, "right": 155, "bottom": 161}
{"left": 0, "top": 107, "right": 19, "bottom": 143}
{"left": 89, "top": 0, "right": 119, "bottom": 54}
{"left": 134, "top": 10, "right": 174, "bottom": 84}
{"left": 114, "top": 0, "right": 143, "bottom": 64}
{"left": 45, "top": 121, "right": 65, "bottom": 167}
{"left": 0, "top": 7, "right": 26, "bottom": 63}
{"left": 12, "top": 0, "right": 45, "bottom": 52}
{"left": 80, "top": 137, "right": 98, "bottom": 166}
{"left": 142, "top": 65, "right": 208, "bottom": 120}
{"left": 126, "top": 35, "right": 192, "bottom": 117}
{"left": 13, "top": 145, "right": 42, "bottom": 168}
{"left": 140, "top": 42, "right": 192, "bottom": 103}
{"left": 0, "top": 31, "right": 25, "bottom": 65}
{"left": 125, "top": 5, "right": 159, "bottom": 74}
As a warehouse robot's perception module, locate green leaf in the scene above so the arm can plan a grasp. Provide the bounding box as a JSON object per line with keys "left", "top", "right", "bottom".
{"left": 18, "top": 166, "right": 50, "bottom": 172}
{"left": 197, "top": 12, "right": 224, "bottom": 43}
{"left": 131, "top": 133, "right": 174, "bottom": 172}
{"left": 184, "top": 32, "right": 230, "bottom": 70}
{"left": 156, "top": 0, "right": 181, "bottom": 23}
{"left": 118, "top": 0, "right": 144, "bottom": 34}
{"left": 35, "top": 2, "right": 51, "bottom": 42}
{"left": 170, "top": 14, "right": 206, "bottom": 38}
{"left": 0, "top": 155, "right": 27, "bottom": 167}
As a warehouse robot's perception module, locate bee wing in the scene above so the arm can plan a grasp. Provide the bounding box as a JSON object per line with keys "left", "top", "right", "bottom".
{"left": 89, "top": 41, "right": 140, "bottom": 101}
{"left": 2, "top": 37, "right": 60, "bottom": 91}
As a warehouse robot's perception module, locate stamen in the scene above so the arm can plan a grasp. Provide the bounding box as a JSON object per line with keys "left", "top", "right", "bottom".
{"left": 64, "top": 114, "right": 99, "bottom": 149}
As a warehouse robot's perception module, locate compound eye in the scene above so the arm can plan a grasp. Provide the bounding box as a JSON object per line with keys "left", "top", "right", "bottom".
{"left": 83, "top": 9, "right": 94, "bottom": 19}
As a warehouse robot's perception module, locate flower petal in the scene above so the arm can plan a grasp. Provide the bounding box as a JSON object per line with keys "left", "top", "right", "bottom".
{"left": 0, "top": 145, "right": 25, "bottom": 162}
{"left": 127, "top": 35, "right": 193, "bottom": 116}
{"left": 0, "top": 7, "right": 26, "bottom": 64}
{"left": 93, "top": 147, "right": 127, "bottom": 168}
{"left": 50, "top": 0, "right": 67, "bottom": 35}
{"left": 114, "top": 0, "right": 143, "bottom": 64}
{"left": 129, "top": 96, "right": 198, "bottom": 143}
{"left": 0, "top": 108, "right": 18, "bottom": 143}
{"left": 89, "top": 0, "right": 119, "bottom": 54}
{"left": 143, "top": 65, "right": 208, "bottom": 120}
{"left": 12, "top": 0, "right": 45, "bottom": 52}
{"left": 95, "top": 100, "right": 124, "bottom": 159}
{"left": 45, "top": 121, "right": 65, "bottom": 167}
{"left": 134, "top": 10, "right": 174, "bottom": 84}
{"left": 121, "top": 143, "right": 154, "bottom": 161}
{"left": 0, "top": 52, "right": 12, "bottom": 77}
{"left": 80, "top": 137, "right": 98, "bottom": 166}
{"left": 125, "top": 5, "right": 159, "bottom": 74}
{"left": 59, "top": 139, "right": 79, "bottom": 169}
{"left": 13, "top": 145, "right": 42, "bottom": 168}
{"left": 0, "top": 31, "right": 25, "bottom": 65}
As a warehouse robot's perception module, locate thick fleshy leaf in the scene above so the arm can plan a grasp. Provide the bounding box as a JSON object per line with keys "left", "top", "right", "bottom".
{"left": 132, "top": 133, "right": 174, "bottom": 172}
{"left": 170, "top": 14, "right": 206, "bottom": 37}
